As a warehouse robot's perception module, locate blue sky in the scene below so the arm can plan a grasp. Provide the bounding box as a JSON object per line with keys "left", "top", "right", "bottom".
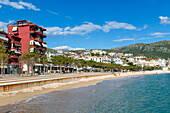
{"left": 0, "top": 0, "right": 170, "bottom": 50}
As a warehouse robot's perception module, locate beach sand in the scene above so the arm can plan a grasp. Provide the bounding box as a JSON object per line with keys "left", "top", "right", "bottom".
{"left": 0, "top": 70, "right": 169, "bottom": 106}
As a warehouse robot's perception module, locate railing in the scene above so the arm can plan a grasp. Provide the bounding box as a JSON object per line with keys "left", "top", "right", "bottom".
{"left": 10, "top": 56, "right": 19, "bottom": 59}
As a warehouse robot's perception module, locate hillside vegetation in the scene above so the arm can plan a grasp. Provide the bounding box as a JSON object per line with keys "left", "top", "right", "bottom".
{"left": 108, "top": 40, "right": 170, "bottom": 59}
{"left": 47, "top": 48, "right": 58, "bottom": 53}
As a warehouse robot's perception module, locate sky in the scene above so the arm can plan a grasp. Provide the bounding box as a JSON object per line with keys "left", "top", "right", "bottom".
{"left": 0, "top": 0, "right": 170, "bottom": 50}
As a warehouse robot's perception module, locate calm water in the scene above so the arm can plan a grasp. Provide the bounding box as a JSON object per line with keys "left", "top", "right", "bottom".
{"left": 0, "top": 73, "right": 169, "bottom": 113}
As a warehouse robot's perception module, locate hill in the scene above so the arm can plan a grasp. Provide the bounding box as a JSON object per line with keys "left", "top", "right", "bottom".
{"left": 47, "top": 48, "right": 58, "bottom": 53}
{"left": 108, "top": 40, "right": 170, "bottom": 59}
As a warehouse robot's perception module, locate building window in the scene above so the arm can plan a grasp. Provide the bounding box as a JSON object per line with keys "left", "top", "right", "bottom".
{"left": 38, "top": 28, "right": 41, "bottom": 32}
{"left": 37, "top": 35, "right": 40, "bottom": 40}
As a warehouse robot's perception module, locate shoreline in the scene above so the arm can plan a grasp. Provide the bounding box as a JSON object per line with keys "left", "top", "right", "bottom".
{"left": 0, "top": 70, "right": 169, "bottom": 106}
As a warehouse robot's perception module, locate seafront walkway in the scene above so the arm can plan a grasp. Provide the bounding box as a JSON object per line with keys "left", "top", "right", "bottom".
{"left": 0, "top": 72, "right": 110, "bottom": 84}
{"left": 0, "top": 72, "right": 111, "bottom": 92}
{"left": 0, "top": 70, "right": 169, "bottom": 93}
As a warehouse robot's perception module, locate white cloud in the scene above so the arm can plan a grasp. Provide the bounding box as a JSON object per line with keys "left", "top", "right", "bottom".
{"left": 143, "top": 24, "right": 148, "bottom": 29}
{"left": 46, "top": 21, "right": 142, "bottom": 36}
{"left": 102, "top": 21, "right": 137, "bottom": 32}
{"left": 0, "top": 20, "right": 14, "bottom": 31}
{"left": 0, "top": 0, "right": 40, "bottom": 11}
{"left": 138, "top": 38, "right": 152, "bottom": 40}
{"left": 53, "top": 46, "right": 85, "bottom": 50}
{"left": 0, "top": 4, "right": 2, "bottom": 8}
{"left": 65, "top": 16, "right": 72, "bottom": 20}
{"left": 113, "top": 38, "right": 135, "bottom": 42}
{"left": 159, "top": 16, "right": 170, "bottom": 24}
{"left": 47, "top": 10, "right": 58, "bottom": 15}
{"left": 150, "top": 32, "right": 170, "bottom": 37}
{"left": 46, "top": 22, "right": 102, "bottom": 36}
{"left": 19, "top": 1, "right": 40, "bottom": 11}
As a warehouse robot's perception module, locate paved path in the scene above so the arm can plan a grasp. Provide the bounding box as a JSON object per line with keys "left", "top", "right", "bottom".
{"left": 0, "top": 72, "right": 111, "bottom": 85}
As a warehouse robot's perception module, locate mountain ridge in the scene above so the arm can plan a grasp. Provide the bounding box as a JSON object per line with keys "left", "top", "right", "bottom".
{"left": 108, "top": 40, "right": 170, "bottom": 59}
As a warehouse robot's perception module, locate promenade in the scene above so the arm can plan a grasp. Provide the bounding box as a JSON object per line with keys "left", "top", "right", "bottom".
{"left": 0, "top": 72, "right": 110, "bottom": 85}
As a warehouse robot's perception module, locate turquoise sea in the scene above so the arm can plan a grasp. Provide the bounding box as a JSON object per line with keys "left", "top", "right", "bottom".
{"left": 0, "top": 73, "right": 169, "bottom": 113}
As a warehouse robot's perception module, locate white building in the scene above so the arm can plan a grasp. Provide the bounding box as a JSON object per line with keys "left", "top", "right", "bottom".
{"left": 91, "top": 49, "right": 107, "bottom": 55}
{"left": 115, "top": 53, "right": 124, "bottom": 57}
{"left": 127, "top": 57, "right": 134, "bottom": 62}
{"left": 108, "top": 52, "right": 116, "bottom": 56}
{"left": 124, "top": 53, "right": 133, "bottom": 57}
{"left": 57, "top": 49, "right": 64, "bottom": 53}
{"left": 134, "top": 55, "right": 147, "bottom": 61}
{"left": 110, "top": 58, "right": 124, "bottom": 65}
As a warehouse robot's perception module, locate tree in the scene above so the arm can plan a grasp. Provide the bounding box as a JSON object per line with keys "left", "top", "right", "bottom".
{"left": 40, "top": 55, "right": 48, "bottom": 75}
{"left": 91, "top": 53, "right": 95, "bottom": 56}
{"left": 0, "top": 41, "right": 10, "bottom": 75}
{"left": 51, "top": 55, "right": 66, "bottom": 73}
{"left": 19, "top": 52, "right": 40, "bottom": 76}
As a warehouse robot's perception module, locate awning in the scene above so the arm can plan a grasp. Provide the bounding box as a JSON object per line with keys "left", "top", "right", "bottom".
{"left": 42, "top": 43, "right": 47, "bottom": 48}
{"left": 0, "top": 66, "right": 7, "bottom": 68}
{"left": 12, "top": 27, "right": 18, "bottom": 32}
{"left": 34, "top": 41, "right": 41, "bottom": 46}
{"left": 35, "top": 63, "right": 43, "bottom": 66}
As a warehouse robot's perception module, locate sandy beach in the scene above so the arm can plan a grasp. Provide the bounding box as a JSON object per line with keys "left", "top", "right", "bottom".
{"left": 0, "top": 70, "right": 169, "bottom": 106}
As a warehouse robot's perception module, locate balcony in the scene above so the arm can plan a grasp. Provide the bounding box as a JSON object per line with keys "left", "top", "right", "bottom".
{"left": 30, "top": 38, "right": 41, "bottom": 42}
{"left": 11, "top": 48, "right": 21, "bottom": 52}
{"left": 14, "top": 50, "right": 21, "bottom": 54}
{"left": 42, "top": 41, "right": 47, "bottom": 44}
{"left": 42, "top": 48, "right": 46, "bottom": 51}
{"left": 30, "top": 30, "right": 46, "bottom": 37}
{"left": 11, "top": 40, "right": 21, "bottom": 45}
{"left": 30, "top": 40, "right": 41, "bottom": 47}
{"left": 13, "top": 32, "right": 19, "bottom": 35}
{"left": 10, "top": 56, "right": 19, "bottom": 59}
{"left": 10, "top": 62, "right": 19, "bottom": 65}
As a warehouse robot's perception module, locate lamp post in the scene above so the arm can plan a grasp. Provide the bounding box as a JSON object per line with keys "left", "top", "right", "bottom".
{"left": 19, "top": 62, "right": 20, "bottom": 76}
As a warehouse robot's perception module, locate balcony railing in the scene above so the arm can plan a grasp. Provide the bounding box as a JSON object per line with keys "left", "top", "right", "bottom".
{"left": 11, "top": 40, "right": 21, "bottom": 45}
{"left": 10, "top": 56, "right": 19, "bottom": 59}
{"left": 30, "top": 30, "right": 46, "bottom": 37}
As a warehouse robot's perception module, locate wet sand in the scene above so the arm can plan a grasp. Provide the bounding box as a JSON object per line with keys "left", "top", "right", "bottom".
{"left": 0, "top": 70, "right": 169, "bottom": 106}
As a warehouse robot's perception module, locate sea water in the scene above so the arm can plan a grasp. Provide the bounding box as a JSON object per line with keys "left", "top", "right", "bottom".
{"left": 0, "top": 73, "right": 169, "bottom": 113}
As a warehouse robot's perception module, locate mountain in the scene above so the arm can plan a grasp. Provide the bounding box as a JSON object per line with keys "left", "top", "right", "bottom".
{"left": 47, "top": 48, "right": 58, "bottom": 53}
{"left": 108, "top": 40, "right": 170, "bottom": 59}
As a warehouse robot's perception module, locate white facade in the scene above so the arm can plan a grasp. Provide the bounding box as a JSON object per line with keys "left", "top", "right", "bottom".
{"left": 127, "top": 57, "right": 134, "bottom": 62}
{"left": 108, "top": 52, "right": 116, "bottom": 56}
{"left": 91, "top": 49, "right": 107, "bottom": 55}
{"left": 124, "top": 53, "right": 133, "bottom": 57}
{"left": 111, "top": 58, "right": 124, "bottom": 65}
{"left": 134, "top": 55, "right": 147, "bottom": 61}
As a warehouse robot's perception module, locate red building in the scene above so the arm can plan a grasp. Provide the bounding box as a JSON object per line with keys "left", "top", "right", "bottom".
{"left": 7, "top": 20, "right": 47, "bottom": 73}
{"left": 8, "top": 34, "right": 21, "bottom": 65}
{"left": 8, "top": 20, "right": 47, "bottom": 56}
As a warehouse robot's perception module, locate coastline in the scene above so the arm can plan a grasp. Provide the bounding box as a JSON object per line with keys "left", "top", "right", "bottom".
{"left": 0, "top": 70, "right": 169, "bottom": 106}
